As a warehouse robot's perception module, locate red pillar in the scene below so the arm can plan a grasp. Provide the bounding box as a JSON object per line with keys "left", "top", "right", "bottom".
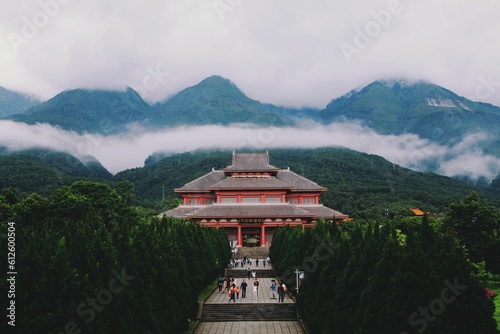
{"left": 237, "top": 225, "right": 243, "bottom": 246}
{"left": 260, "top": 225, "right": 266, "bottom": 246}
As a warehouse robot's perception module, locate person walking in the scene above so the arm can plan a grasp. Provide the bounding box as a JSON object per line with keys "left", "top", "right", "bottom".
{"left": 217, "top": 275, "right": 223, "bottom": 292}
{"left": 253, "top": 278, "right": 259, "bottom": 296}
{"left": 240, "top": 279, "right": 248, "bottom": 298}
{"left": 228, "top": 284, "right": 237, "bottom": 302}
{"left": 233, "top": 278, "right": 239, "bottom": 299}
{"left": 256, "top": 258, "right": 259, "bottom": 267}
{"left": 247, "top": 267, "right": 252, "bottom": 280}
{"left": 252, "top": 283, "right": 258, "bottom": 299}
{"left": 262, "top": 259, "right": 266, "bottom": 268}
{"left": 270, "top": 279, "right": 277, "bottom": 299}
{"left": 222, "top": 278, "right": 228, "bottom": 293}
{"left": 277, "top": 283, "right": 285, "bottom": 302}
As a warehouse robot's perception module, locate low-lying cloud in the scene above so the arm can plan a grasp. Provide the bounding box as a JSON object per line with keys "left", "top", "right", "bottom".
{"left": 1, "top": 120, "right": 499, "bottom": 182}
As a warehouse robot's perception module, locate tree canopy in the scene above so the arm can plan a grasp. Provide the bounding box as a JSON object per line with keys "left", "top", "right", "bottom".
{"left": 270, "top": 218, "right": 499, "bottom": 333}
{"left": 0, "top": 181, "right": 231, "bottom": 334}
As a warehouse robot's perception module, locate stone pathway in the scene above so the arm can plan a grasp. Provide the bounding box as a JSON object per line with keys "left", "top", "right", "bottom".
{"left": 194, "top": 320, "right": 305, "bottom": 334}
{"left": 194, "top": 278, "right": 304, "bottom": 333}
{"left": 206, "top": 278, "right": 292, "bottom": 304}
{"left": 193, "top": 247, "right": 305, "bottom": 333}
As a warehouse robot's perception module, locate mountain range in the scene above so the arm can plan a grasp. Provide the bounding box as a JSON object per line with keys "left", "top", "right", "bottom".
{"left": 3, "top": 76, "right": 499, "bottom": 147}
{"left": 321, "top": 80, "right": 500, "bottom": 151}
{"left": 1, "top": 75, "right": 500, "bottom": 182}
{"left": 0, "top": 86, "right": 40, "bottom": 118}
{"left": 7, "top": 87, "right": 152, "bottom": 135}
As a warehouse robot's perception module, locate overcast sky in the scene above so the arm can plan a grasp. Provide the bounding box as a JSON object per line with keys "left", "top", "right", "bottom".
{"left": 1, "top": 0, "right": 500, "bottom": 108}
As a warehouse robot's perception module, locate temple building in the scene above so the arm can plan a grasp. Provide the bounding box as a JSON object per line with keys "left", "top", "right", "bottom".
{"left": 159, "top": 151, "right": 347, "bottom": 246}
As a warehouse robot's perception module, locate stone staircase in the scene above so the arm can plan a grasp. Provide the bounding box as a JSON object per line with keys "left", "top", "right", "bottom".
{"left": 227, "top": 268, "right": 276, "bottom": 278}
{"left": 236, "top": 246, "right": 270, "bottom": 260}
{"left": 201, "top": 303, "right": 297, "bottom": 322}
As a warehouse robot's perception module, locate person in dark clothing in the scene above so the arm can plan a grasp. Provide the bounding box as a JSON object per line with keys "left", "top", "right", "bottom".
{"left": 217, "top": 275, "right": 223, "bottom": 292}
{"left": 277, "top": 283, "right": 285, "bottom": 302}
{"left": 240, "top": 279, "right": 248, "bottom": 298}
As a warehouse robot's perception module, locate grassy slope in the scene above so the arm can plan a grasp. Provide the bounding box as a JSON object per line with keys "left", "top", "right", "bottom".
{"left": 489, "top": 279, "right": 500, "bottom": 329}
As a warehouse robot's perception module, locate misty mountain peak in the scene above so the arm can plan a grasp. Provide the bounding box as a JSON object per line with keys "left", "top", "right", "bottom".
{"left": 152, "top": 75, "right": 294, "bottom": 127}
{"left": 0, "top": 86, "right": 41, "bottom": 118}
{"left": 8, "top": 86, "right": 152, "bottom": 134}
{"left": 191, "top": 75, "right": 246, "bottom": 98}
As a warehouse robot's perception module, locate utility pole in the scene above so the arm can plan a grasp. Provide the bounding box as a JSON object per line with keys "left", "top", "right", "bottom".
{"left": 295, "top": 269, "right": 300, "bottom": 294}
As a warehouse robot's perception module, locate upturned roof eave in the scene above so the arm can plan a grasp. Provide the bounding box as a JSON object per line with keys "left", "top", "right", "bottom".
{"left": 289, "top": 188, "right": 327, "bottom": 192}
{"left": 174, "top": 189, "right": 213, "bottom": 193}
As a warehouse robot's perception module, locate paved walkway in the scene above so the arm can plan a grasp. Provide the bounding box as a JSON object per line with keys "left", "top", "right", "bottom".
{"left": 206, "top": 278, "right": 291, "bottom": 304}
{"left": 194, "top": 320, "right": 305, "bottom": 334}
{"left": 194, "top": 278, "right": 304, "bottom": 333}
{"left": 229, "top": 260, "right": 273, "bottom": 271}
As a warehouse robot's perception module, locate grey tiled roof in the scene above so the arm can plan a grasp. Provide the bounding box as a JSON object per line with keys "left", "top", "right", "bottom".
{"left": 297, "top": 205, "right": 348, "bottom": 219}
{"left": 208, "top": 177, "right": 293, "bottom": 190}
{"left": 175, "top": 170, "right": 225, "bottom": 192}
{"left": 159, "top": 203, "right": 348, "bottom": 220}
{"left": 276, "top": 170, "right": 327, "bottom": 191}
{"left": 158, "top": 205, "right": 202, "bottom": 218}
{"left": 223, "top": 152, "right": 279, "bottom": 172}
{"left": 173, "top": 154, "right": 328, "bottom": 193}
{"left": 188, "top": 204, "right": 312, "bottom": 218}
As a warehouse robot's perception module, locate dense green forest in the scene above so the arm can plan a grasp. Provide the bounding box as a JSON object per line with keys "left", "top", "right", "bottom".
{"left": 269, "top": 195, "right": 500, "bottom": 333}
{"left": 116, "top": 148, "right": 500, "bottom": 218}
{"left": 0, "top": 148, "right": 112, "bottom": 197}
{"left": 0, "top": 181, "right": 231, "bottom": 334}
{"left": 1, "top": 147, "right": 499, "bottom": 219}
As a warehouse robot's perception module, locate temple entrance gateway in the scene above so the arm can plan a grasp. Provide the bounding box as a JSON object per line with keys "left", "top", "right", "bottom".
{"left": 242, "top": 226, "right": 261, "bottom": 246}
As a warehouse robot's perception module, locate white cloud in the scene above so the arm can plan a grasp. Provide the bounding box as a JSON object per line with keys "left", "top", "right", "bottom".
{"left": 1, "top": 120, "right": 499, "bottom": 181}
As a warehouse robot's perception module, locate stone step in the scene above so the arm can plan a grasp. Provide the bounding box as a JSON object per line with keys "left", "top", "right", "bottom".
{"left": 201, "top": 303, "right": 297, "bottom": 322}
{"left": 236, "top": 246, "right": 270, "bottom": 259}
{"left": 227, "top": 269, "right": 276, "bottom": 278}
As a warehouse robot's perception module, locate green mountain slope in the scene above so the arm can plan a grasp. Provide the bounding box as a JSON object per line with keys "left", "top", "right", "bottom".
{"left": 321, "top": 80, "right": 500, "bottom": 149}
{"left": 0, "top": 148, "right": 112, "bottom": 197}
{"left": 114, "top": 148, "right": 500, "bottom": 217}
{"left": 7, "top": 87, "right": 152, "bottom": 134}
{"left": 0, "top": 86, "right": 40, "bottom": 117}
{"left": 151, "top": 75, "right": 296, "bottom": 127}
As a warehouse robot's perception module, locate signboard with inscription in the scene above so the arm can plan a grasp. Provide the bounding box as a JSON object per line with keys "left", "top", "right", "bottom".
{"left": 239, "top": 218, "right": 264, "bottom": 223}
